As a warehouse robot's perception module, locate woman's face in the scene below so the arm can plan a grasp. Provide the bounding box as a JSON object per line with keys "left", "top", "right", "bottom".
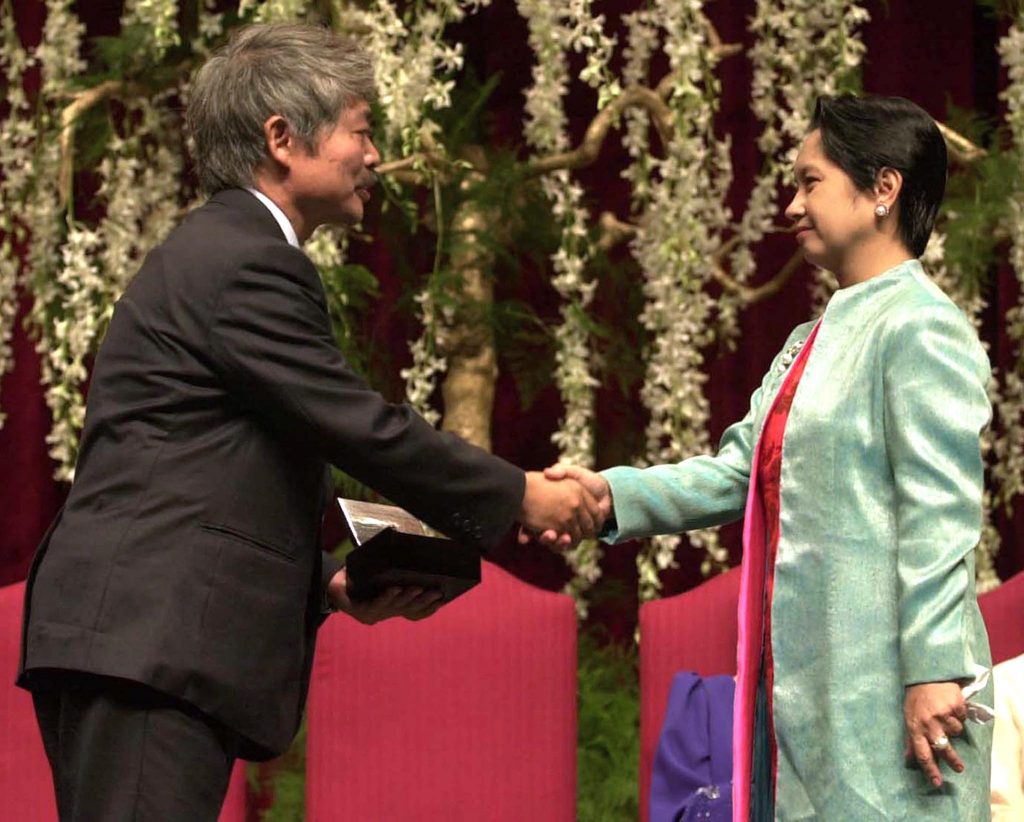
{"left": 784, "top": 130, "right": 879, "bottom": 272}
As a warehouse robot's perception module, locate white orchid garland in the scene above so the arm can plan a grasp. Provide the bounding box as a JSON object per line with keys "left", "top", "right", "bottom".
{"left": 737, "top": 0, "right": 869, "bottom": 315}
{"left": 121, "top": 0, "right": 181, "bottom": 56}
{"left": 991, "top": 14, "right": 1024, "bottom": 587}
{"left": 3, "top": 1, "right": 187, "bottom": 479}
{"left": 629, "top": 0, "right": 732, "bottom": 601}
{"left": 239, "top": 0, "right": 310, "bottom": 22}
{"left": 0, "top": 0, "right": 36, "bottom": 427}
{"left": 620, "top": 9, "right": 658, "bottom": 208}
{"left": 342, "top": 0, "right": 491, "bottom": 423}
{"left": 1, "top": 3, "right": 1020, "bottom": 603}
{"left": 10, "top": 0, "right": 87, "bottom": 470}
{"left": 516, "top": 0, "right": 618, "bottom": 616}
{"left": 36, "top": 99, "right": 183, "bottom": 481}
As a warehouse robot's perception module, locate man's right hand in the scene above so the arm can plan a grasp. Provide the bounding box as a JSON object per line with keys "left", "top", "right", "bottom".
{"left": 518, "top": 466, "right": 612, "bottom": 548}
{"left": 519, "top": 470, "right": 606, "bottom": 547}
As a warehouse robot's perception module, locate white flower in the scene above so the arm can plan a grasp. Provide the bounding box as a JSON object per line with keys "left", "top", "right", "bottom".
{"left": 989, "top": 13, "right": 1024, "bottom": 574}
{"left": 121, "top": 0, "right": 180, "bottom": 56}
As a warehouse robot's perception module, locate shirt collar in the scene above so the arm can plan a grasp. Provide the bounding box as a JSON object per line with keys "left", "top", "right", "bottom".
{"left": 246, "top": 187, "right": 300, "bottom": 249}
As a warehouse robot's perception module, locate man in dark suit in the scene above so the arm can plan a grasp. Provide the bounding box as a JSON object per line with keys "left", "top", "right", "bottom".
{"left": 18, "top": 23, "right": 605, "bottom": 820}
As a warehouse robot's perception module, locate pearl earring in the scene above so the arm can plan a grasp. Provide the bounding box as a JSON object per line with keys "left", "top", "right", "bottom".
{"left": 874, "top": 203, "right": 890, "bottom": 218}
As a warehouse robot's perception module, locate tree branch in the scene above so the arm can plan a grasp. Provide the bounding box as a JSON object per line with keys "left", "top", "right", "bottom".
{"left": 936, "top": 121, "right": 987, "bottom": 164}
{"left": 597, "top": 212, "right": 803, "bottom": 304}
{"left": 526, "top": 85, "right": 674, "bottom": 178}
{"left": 58, "top": 80, "right": 126, "bottom": 207}
{"left": 596, "top": 211, "right": 637, "bottom": 252}
{"left": 711, "top": 247, "right": 805, "bottom": 304}
{"left": 705, "top": 19, "right": 743, "bottom": 60}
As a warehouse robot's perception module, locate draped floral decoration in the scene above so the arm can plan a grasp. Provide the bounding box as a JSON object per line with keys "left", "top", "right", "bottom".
{"left": 0, "top": 0, "right": 1019, "bottom": 607}
{"left": 0, "top": 0, "right": 34, "bottom": 427}
{"left": 991, "top": 10, "right": 1024, "bottom": 590}
{"left": 4, "top": 0, "right": 88, "bottom": 477}
{"left": 626, "top": 0, "right": 733, "bottom": 600}
{"left": 350, "top": 0, "right": 495, "bottom": 426}
{"left": 517, "top": 0, "right": 617, "bottom": 615}
{"left": 742, "top": 0, "right": 870, "bottom": 315}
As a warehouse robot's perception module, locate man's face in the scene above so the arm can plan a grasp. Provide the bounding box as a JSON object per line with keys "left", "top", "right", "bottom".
{"left": 784, "top": 129, "right": 877, "bottom": 272}
{"left": 289, "top": 100, "right": 380, "bottom": 228}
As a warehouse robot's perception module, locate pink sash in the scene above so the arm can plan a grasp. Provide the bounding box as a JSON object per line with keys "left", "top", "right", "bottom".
{"left": 731, "top": 322, "right": 820, "bottom": 821}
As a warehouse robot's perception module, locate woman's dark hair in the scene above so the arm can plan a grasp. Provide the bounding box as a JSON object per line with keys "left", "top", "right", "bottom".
{"left": 811, "top": 95, "right": 947, "bottom": 257}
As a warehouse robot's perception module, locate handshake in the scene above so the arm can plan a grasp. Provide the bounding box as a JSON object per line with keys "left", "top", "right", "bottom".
{"left": 518, "top": 464, "right": 612, "bottom": 548}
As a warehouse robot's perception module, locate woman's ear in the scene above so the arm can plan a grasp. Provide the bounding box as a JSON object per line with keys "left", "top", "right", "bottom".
{"left": 874, "top": 166, "right": 903, "bottom": 211}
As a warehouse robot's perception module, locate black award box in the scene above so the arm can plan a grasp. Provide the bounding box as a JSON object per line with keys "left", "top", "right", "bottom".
{"left": 338, "top": 498, "right": 482, "bottom": 604}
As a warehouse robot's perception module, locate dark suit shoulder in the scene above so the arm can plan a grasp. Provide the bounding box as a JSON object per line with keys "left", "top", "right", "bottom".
{"left": 176, "top": 192, "right": 314, "bottom": 273}
{"left": 123, "top": 190, "right": 320, "bottom": 321}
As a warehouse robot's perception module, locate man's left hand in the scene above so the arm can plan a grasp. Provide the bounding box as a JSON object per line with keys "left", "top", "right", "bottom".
{"left": 326, "top": 569, "right": 445, "bottom": 624}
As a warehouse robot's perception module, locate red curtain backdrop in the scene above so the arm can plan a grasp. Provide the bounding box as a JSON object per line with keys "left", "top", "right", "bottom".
{"left": 2, "top": 2, "right": 1021, "bottom": 635}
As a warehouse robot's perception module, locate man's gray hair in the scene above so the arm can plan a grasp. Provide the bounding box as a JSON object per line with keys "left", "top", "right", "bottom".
{"left": 187, "top": 23, "right": 377, "bottom": 195}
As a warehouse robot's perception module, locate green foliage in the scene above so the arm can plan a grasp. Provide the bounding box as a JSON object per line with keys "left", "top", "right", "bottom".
{"left": 577, "top": 630, "right": 640, "bottom": 822}
{"left": 74, "top": 105, "right": 114, "bottom": 172}
{"left": 493, "top": 298, "right": 556, "bottom": 410}
{"left": 319, "top": 262, "right": 381, "bottom": 379}
{"left": 430, "top": 68, "right": 503, "bottom": 155}
{"left": 941, "top": 105, "right": 1019, "bottom": 297}
{"left": 976, "top": 0, "right": 1024, "bottom": 19}
{"left": 256, "top": 720, "right": 307, "bottom": 822}
{"left": 90, "top": 26, "right": 160, "bottom": 80}
{"left": 84, "top": 25, "right": 191, "bottom": 92}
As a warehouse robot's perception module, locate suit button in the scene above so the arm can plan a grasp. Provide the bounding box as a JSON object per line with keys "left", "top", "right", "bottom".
{"left": 473, "top": 527, "right": 484, "bottom": 540}
{"left": 453, "top": 513, "right": 463, "bottom": 525}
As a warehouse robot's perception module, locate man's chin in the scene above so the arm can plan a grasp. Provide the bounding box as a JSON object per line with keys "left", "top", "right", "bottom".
{"left": 328, "top": 203, "right": 363, "bottom": 229}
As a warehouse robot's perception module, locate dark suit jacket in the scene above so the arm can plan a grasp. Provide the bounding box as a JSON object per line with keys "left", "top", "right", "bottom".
{"left": 18, "top": 188, "right": 524, "bottom": 759}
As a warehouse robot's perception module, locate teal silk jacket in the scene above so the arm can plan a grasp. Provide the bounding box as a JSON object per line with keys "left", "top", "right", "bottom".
{"left": 602, "top": 260, "right": 993, "bottom": 820}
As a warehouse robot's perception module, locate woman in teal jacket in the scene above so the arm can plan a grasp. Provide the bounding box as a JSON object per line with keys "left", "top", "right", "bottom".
{"left": 547, "top": 96, "right": 993, "bottom": 820}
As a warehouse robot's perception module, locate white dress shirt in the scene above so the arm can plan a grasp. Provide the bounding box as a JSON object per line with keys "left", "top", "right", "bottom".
{"left": 246, "top": 187, "right": 300, "bottom": 248}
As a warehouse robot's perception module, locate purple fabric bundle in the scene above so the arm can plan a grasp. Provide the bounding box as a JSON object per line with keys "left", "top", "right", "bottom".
{"left": 650, "top": 672, "right": 734, "bottom": 822}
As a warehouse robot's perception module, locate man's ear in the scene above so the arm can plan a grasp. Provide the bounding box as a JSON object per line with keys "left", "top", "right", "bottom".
{"left": 874, "top": 166, "right": 903, "bottom": 211}
{"left": 263, "top": 115, "right": 296, "bottom": 169}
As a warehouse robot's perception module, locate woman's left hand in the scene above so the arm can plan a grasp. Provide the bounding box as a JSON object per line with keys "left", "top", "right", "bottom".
{"left": 904, "top": 681, "right": 968, "bottom": 787}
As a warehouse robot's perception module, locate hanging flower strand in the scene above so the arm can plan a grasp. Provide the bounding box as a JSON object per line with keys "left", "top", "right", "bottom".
{"left": 517, "top": 0, "right": 617, "bottom": 616}
{"left": 345, "top": 0, "right": 492, "bottom": 423}
{"left": 0, "top": 0, "right": 36, "bottom": 427}
{"left": 630, "top": 0, "right": 732, "bottom": 601}
{"left": 738, "top": 0, "right": 869, "bottom": 316}
{"left": 992, "top": 13, "right": 1024, "bottom": 583}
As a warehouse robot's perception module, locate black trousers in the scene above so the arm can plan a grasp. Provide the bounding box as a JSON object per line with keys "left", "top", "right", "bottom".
{"left": 31, "top": 673, "right": 241, "bottom": 822}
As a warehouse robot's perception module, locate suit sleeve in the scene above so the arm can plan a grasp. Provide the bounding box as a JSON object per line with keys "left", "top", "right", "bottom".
{"left": 882, "top": 302, "right": 991, "bottom": 685}
{"left": 207, "top": 243, "right": 524, "bottom": 550}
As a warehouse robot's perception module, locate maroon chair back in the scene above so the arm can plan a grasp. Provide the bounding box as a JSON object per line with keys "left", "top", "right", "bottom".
{"left": 1, "top": 580, "right": 247, "bottom": 822}
{"left": 638, "top": 569, "right": 740, "bottom": 822}
{"left": 218, "top": 762, "right": 248, "bottom": 822}
{"left": 305, "top": 561, "right": 577, "bottom": 822}
{"left": 980, "top": 570, "right": 1024, "bottom": 665}
{"left": 0, "top": 581, "right": 57, "bottom": 821}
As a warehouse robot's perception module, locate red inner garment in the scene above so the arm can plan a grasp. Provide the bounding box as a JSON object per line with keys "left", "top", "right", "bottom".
{"left": 755, "top": 321, "right": 821, "bottom": 801}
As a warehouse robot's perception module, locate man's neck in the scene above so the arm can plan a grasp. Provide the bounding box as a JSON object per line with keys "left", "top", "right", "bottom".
{"left": 249, "top": 174, "right": 313, "bottom": 244}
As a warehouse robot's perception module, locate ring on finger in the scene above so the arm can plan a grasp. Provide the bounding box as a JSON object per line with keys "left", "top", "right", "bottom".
{"left": 930, "top": 734, "right": 950, "bottom": 751}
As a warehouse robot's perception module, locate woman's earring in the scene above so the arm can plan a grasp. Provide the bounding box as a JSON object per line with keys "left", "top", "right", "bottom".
{"left": 874, "top": 203, "right": 890, "bottom": 218}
